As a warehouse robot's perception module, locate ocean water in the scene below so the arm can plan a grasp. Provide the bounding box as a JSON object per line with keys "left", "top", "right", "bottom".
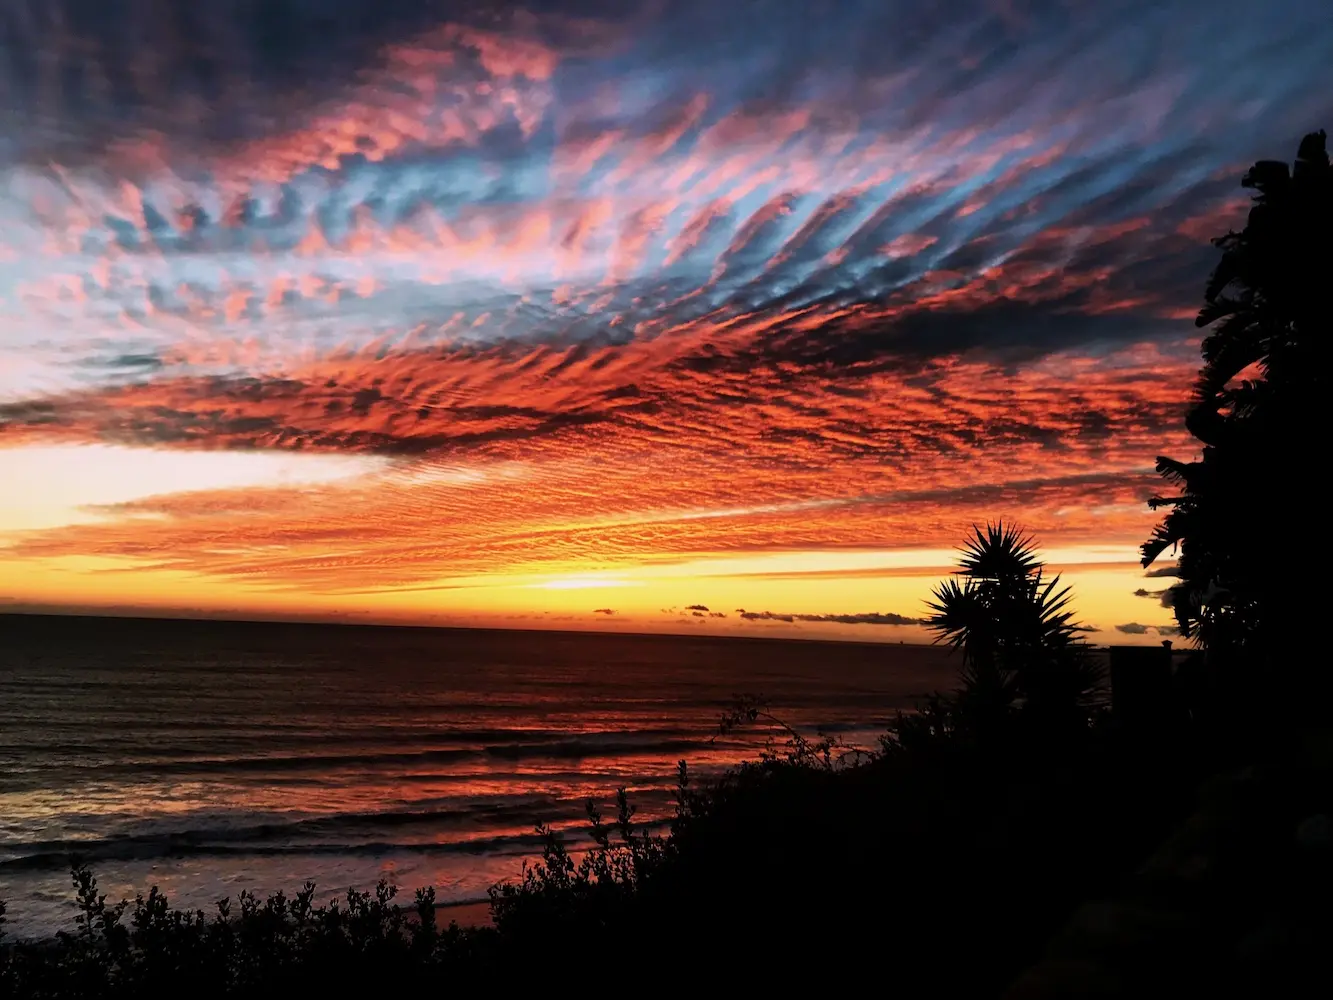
{"left": 0, "top": 614, "right": 955, "bottom": 938}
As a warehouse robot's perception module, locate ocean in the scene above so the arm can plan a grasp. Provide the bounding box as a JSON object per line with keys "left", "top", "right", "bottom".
{"left": 0, "top": 614, "right": 955, "bottom": 938}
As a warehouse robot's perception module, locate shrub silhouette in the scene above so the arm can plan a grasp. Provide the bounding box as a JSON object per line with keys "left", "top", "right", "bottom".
{"left": 0, "top": 863, "right": 493, "bottom": 996}
{"left": 1143, "top": 130, "right": 1330, "bottom": 685}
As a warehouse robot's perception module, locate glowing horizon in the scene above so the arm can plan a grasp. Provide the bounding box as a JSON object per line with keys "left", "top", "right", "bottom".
{"left": 2, "top": 0, "right": 1329, "bottom": 645}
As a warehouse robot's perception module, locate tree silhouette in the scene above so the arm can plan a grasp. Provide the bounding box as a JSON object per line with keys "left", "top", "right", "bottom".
{"left": 926, "top": 523, "right": 1098, "bottom": 735}
{"left": 1142, "top": 131, "right": 1330, "bottom": 670}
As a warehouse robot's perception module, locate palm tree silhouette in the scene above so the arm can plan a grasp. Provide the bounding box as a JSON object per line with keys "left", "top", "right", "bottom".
{"left": 927, "top": 523, "right": 1098, "bottom": 735}
{"left": 1143, "top": 130, "right": 1330, "bottom": 670}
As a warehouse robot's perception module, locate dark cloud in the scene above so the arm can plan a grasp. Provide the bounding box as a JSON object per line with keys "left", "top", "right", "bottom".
{"left": 592, "top": 607, "right": 616, "bottom": 615}
{"left": 0, "top": 0, "right": 609, "bottom": 166}
{"left": 1133, "top": 582, "right": 1180, "bottom": 609}
{"left": 18, "top": 0, "right": 1322, "bottom": 157}
{"left": 684, "top": 604, "right": 709, "bottom": 611}
{"left": 1114, "top": 622, "right": 1179, "bottom": 636}
{"left": 738, "top": 610, "right": 922, "bottom": 626}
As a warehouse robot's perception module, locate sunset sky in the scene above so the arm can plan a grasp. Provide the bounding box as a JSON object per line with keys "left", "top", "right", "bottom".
{"left": 1, "top": 0, "right": 1329, "bottom": 643}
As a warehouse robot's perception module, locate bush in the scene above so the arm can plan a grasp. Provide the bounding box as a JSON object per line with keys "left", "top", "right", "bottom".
{"left": 0, "top": 864, "right": 497, "bottom": 997}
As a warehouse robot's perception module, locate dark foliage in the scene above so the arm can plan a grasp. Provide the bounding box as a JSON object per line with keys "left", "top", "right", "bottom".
{"left": 1143, "top": 130, "right": 1329, "bottom": 679}
{"left": 0, "top": 865, "right": 495, "bottom": 997}
{"left": 478, "top": 697, "right": 1202, "bottom": 996}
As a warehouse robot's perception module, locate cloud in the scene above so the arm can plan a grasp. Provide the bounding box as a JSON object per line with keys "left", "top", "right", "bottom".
{"left": 1131, "top": 583, "right": 1179, "bottom": 609}
{"left": 592, "top": 607, "right": 616, "bottom": 615}
{"left": 1114, "top": 622, "right": 1180, "bottom": 636}
{"left": 738, "top": 610, "right": 922, "bottom": 626}
{"left": 0, "top": 417, "right": 1189, "bottom": 592}
{"left": 1, "top": 0, "right": 1330, "bottom": 604}
{"left": 4, "top": 0, "right": 1329, "bottom": 412}
{"left": 0, "top": 2, "right": 594, "bottom": 170}
{"left": 685, "top": 604, "right": 709, "bottom": 611}
{"left": 1143, "top": 564, "right": 1181, "bottom": 578}
{"left": 0, "top": 343, "right": 1198, "bottom": 474}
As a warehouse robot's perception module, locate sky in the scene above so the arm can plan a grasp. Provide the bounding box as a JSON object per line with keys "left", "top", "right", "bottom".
{"left": 0, "top": 0, "right": 1329, "bottom": 643}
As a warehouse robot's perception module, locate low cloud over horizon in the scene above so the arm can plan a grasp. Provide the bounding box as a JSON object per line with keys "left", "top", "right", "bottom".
{"left": 736, "top": 610, "right": 923, "bottom": 626}
{"left": 1115, "top": 622, "right": 1181, "bottom": 637}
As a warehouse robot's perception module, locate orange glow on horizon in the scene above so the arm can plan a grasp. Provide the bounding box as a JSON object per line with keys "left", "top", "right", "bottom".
{"left": 0, "top": 459, "right": 1183, "bottom": 647}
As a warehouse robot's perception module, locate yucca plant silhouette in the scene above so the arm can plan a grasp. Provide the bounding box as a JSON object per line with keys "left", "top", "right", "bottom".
{"left": 927, "top": 524, "right": 1098, "bottom": 736}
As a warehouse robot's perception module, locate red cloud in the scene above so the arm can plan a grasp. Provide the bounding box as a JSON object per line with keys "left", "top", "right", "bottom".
{"left": 1, "top": 334, "right": 1195, "bottom": 592}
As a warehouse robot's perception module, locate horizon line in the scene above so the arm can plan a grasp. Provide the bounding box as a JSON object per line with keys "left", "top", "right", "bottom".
{"left": 0, "top": 607, "right": 1154, "bottom": 649}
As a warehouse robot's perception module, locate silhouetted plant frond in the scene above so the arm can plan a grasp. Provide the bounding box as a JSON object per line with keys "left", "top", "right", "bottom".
{"left": 956, "top": 522, "right": 1039, "bottom": 583}
{"left": 925, "top": 576, "right": 987, "bottom": 654}
{"left": 1153, "top": 456, "right": 1198, "bottom": 487}
{"left": 1030, "top": 572, "right": 1085, "bottom": 646}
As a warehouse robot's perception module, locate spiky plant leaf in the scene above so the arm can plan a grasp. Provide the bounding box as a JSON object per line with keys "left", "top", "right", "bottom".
{"left": 956, "top": 522, "right": 1039, "bottom": 583}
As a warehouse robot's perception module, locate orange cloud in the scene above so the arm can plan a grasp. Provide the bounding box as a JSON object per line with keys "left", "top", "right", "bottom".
{"left": 0, "top": 334, "right": 1194, "bottom": 594}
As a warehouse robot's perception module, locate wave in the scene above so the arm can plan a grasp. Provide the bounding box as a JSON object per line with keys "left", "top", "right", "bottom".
{"left": 0, "top": 788, "right": 685, "bottom": 872}
{"left": 0, "top": 723, "right": 707, "bottom": 751}
{"left": 1, "top": 733, "right": 755, "bottom": 781}
{"left": 0, "top": 831, "right": 559, "bottom": 873}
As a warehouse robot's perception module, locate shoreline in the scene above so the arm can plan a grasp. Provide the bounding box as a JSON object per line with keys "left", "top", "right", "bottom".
{"left": 434, "top": 898, "right": 493, "bottom": 928}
